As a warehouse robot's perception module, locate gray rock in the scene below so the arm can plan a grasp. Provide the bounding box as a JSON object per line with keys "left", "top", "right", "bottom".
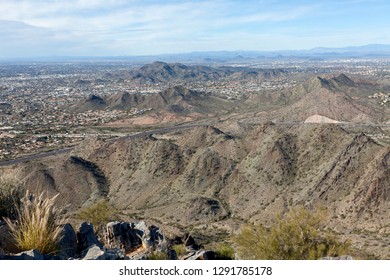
{"left": 58, "top": 223, "right": 78, "bottom": 258}
{"left": 132, "top": 221, "right": 148, "bottom": 243}
{"left": 105, "top": 221, "right": 142, "bottom": 253}
{"left": 76, "top": 222, "right": 103, "bottom": 253}
{"left": 15, "top": 249, "right": 44, "bottom": 260}
{"left": 103, "top": 221, "right": 167, "bottom": 259}
{"left": 339, "top": 255, "right": 354, "bottom": 260}
{"left": 183, "top": 249, "right": 216, "bottom": 260}
{"left": 105, "top": 248, "right": 125, "bottom": 260}
{"left": 182, "top": 233, "right": 198, "bottom": 248}
{"left": 167, "top": 249, "right": 178, "bottom": 260}
{"left": 0, "top": 249, "right": 62, "bottom": 260}
{"left": 171, "top": 234, "right": 199, "bottom": 250}
{"left": 126, "top": 251, "right": 149, "bottom": 260}
{"left": 81, "top": 245, "right": 125, "bottom": 260}
{"left": 0, "top": 223, "right": 19, "bottom": 254}
{"left": 133, "top": 221, "right": 165, "bottom": 250}
{"left": 82, "top": 244, "right": 106, "bottom": 260}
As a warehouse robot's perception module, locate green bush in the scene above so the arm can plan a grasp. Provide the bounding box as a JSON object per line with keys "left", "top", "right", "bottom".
{"left": 172, "top": 244, "right": 187, "bottom": 257}
{"left": 214, "top": 243, "right": 235, "bottom": 260}
{"left": 76, "top": 199, "right": 116, "bottom": 232}
{"left": 234, "top": 206, "right": 350, "bottom": 260}
{"left": 5, "top": 191, "right": 64, "bottom": 254}
{"left": 147, "top": 251, "right": 169, "bottom": 260}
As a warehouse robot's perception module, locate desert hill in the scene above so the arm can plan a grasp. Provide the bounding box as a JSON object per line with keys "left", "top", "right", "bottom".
{"left": 126, "top": 61, "right": 287, "bottom": 84}
{"left": 129, "top": 61, "right": 227, "bottom": 84}
{"left": 74, "top": 94, "right": 107, "bottom": 112}
{"left": 5, "top": 124, "right": 389, "bottom": 240}
{"left": 71, "top": 85, "right": 236, "bottom": 117}
{"left": 73, "top": 69, "right": 390, "bottom": 126}
{"left": 254, "top": 74, "right": 390, "bottom": 123}
{"left": 228, "top": 68, "right": 287, "bottom": 80}
{"left": 107, "top": 91, "right": 164, "bottom": 110}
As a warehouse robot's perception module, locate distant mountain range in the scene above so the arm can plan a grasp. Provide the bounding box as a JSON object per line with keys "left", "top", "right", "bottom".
{"left": 157, "top": 44, "right": 390, "bottom": 61}
{"left": 3, "top": 44, "right": 390, "bottom": 63}
{"left": 74, "top": 61, "right": 390, "bottom": 124}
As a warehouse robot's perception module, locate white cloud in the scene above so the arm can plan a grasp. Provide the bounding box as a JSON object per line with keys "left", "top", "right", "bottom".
{"left": 0, "top": 0, "right": 387, "bottom": 57}
{"left": 234, "top": 5, "right": 316, "bottom": 23}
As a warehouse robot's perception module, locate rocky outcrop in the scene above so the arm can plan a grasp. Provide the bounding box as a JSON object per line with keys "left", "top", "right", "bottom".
{"left": 0, "top": 222, "right": 18, "bottom": 254}
{"left": 82, "top": 244, "right": 106, "bottom": 260}
{"left": 104, "top": 221, "right": 143, "bottom": 253}
{"left": 58, "top": 223, "right": 78, "bottom": 259}
{"left": 77, "top": 222, "right": 103, "bottom": 254}
{"left": 133, "top": 221, "right": 165, "bottom": 250}
{"left": 0, "top": 220, "right": 212, "bottom": 260}
{"left": 184, "top": 250, "right": 216, "bottom": 260}
{"left": 2, "top": 249, "right": 44, "bottom": 260}
{"left": 0, "top": 249, "right": 62, "bottom": 260}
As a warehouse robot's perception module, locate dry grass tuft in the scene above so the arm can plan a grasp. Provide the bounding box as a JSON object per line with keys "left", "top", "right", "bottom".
{"left": 4, "top": 191, "right": 64, "bottom": 255}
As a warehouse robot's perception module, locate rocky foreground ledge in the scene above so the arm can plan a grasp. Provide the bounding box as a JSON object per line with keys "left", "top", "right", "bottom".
{"left": 0, "top": 220, "right": 215, "bottom": 260}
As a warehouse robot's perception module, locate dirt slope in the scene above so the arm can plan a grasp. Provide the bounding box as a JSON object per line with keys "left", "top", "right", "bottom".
{"left": 5, "top": 124, "right": 389, "bottom": 235}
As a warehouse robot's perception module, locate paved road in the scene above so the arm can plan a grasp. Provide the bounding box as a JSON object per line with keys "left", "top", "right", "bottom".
{"left": 3, "top": 121, "right": 385, "bottom": 167}
{"left": 242, "top": 121, "right": 390, "bottom": 127}
{"left": 0, "top": 124, "right": 209, "bottom": 167}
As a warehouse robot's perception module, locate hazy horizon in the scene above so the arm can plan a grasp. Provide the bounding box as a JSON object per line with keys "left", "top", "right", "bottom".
{"left": 1, "top": 0, "right": 390, "bottom": 58}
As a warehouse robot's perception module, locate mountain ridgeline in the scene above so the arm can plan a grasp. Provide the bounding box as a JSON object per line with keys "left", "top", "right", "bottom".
{"left": 126, "top": 61, "right": 287, "bottom": 84}
{"left": 278, "top": 74, "right": 388, "bottom": 122}
{"left": 73, "top": 66, "right": 390, "bottom": 124}
{"left": 72, "top": 85, "right": 232, "bottom": 115}
{"left": 9, "top": 124, "right": 390, "bottom": 239}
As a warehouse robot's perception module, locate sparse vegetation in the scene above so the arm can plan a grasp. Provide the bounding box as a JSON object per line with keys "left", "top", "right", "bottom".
{"left": 213, "top": 242, "right": 235, "bottom": 260}
{"left": 234, "top": 206, "right": 351, "bottom": 260}
{"left": 172, "top": 244, "right": 187, "bottom": 257}
{"left": 0, "top": 174, "right": 22, "bottom": 220}
{"left": 76, "top": 199, "right": 117, "bottom": 232}
{"left": 147, "top": 250, "right": 169, "bottom": 260}
{"left": 4, "top": 191, "right": 64, "bottom": 255}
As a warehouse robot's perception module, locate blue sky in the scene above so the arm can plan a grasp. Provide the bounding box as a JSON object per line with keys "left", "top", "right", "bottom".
{"left": 0, "top": 0, "right": 389, "bottom": 58}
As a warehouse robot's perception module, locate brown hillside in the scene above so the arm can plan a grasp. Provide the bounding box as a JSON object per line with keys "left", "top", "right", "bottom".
{"left": 71, "top": 85, "right": 233, "bottom": 118}
{"left": 6, "top": 124, "right": 389, "bottom": 235}
{"left": 270, "top": 74, "right": 389, "bottom": 122}
{"left": 72, "top": 94, "right": 107, "bottom": 112}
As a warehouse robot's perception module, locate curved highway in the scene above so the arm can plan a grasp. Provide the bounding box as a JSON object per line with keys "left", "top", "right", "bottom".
{"left": 0, "top": 124, "right": 209, "bottom": 167}
{"left": 3, "top": 121, "right": 386, "bottom": 167}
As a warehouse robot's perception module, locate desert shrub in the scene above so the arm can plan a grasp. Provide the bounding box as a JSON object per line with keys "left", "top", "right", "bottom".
{"left": 147, "top": 250, "right": 169, "bottom": 260}
{"left": 0, "top": 174, "right": 22, "bottom": 219}
{"left": 76, "top": 199, "right": 116, "bottom": 232}
{"left": 234, "top": 206, "right": 350, "bottom": 260}
{"left": 4, "top": 191, "right": 64, "bottom": 254}
{"left": 214, "top": 242, "right": 235, "bottom": 260}
{"left": 172, "top": 244, "right": 187, "bottom": 257}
